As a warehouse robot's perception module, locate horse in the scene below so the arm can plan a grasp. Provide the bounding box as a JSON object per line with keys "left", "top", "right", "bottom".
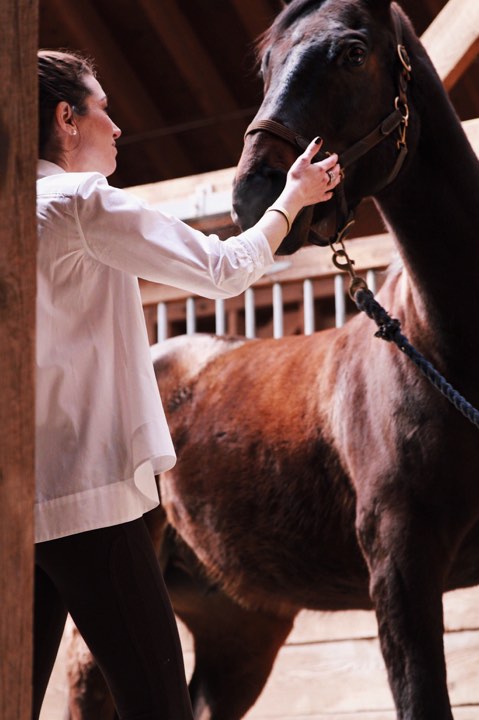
{"left": 66, "top": 1, "right": 479, "bottom": 718}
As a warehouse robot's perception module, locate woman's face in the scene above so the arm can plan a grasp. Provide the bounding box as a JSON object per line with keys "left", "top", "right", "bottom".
{"left": 71, "top": 74, "right": 122, "bottom": 176}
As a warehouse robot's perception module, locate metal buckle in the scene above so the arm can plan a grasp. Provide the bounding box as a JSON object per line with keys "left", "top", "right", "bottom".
{"left": 397, "top": 44, "right": 412, "bottom": 73}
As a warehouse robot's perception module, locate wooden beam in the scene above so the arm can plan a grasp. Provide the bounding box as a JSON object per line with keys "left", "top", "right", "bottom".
{"left": 127, "top": 118, "right": 479, "bottom": 224}
{"left": 421, "top": 0, "right": 479, "bottom": 90}
{"left": 137, "top": 0, "right": 244, "bottom": 161}
{"left": 45, "top": 0, "right": 194, "bottom": 178}
{"left": 0, "top": 1, "right": 37, "bottom": 719}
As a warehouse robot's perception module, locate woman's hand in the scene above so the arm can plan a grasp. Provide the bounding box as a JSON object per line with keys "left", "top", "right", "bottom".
{"left": 285, "top": 137, "right": 341, "bottom": 209}
{"left": 256, "top": 137, "right": 342, "bottom": 253}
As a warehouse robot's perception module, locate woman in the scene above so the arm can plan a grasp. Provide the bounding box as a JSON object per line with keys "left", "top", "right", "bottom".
{"left": 35, "top": 50, "right": 341, "bottom": 720}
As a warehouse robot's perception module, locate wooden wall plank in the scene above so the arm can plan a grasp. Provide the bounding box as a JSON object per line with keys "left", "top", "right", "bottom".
{"left": 287, "top": 587, "right": 479, "bottom": 645}
{"left": 177, "top": 591, "right": 479, "bottom": 714}
{"left": 0, "top": 1, "right": 38, "bottom": 719}
{"left": 245, "top": 710, "right": 478, "bottom": 720}
{"left": 42, "top": 591, "right": 479, "bottom": 720}
{"left": 240, "top": 630, "right": 479, "bottom": 717}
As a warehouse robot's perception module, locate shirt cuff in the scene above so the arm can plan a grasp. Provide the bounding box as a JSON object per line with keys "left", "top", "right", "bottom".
{"left": 236, "top": 227, "right": 275, "bottom": 270}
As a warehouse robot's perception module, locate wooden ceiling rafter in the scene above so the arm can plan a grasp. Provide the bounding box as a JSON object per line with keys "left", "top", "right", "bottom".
{"left": 137, "top": 0, "right": 245, "bottom": 163}
{"left": 38, "top": 0, "right": 478, "bottom": 188}
{"left": 46, "top": 0, "right": 194, "bottom": 178}
{"left": 421, "top": 0, "right": 479, "bottom": 91}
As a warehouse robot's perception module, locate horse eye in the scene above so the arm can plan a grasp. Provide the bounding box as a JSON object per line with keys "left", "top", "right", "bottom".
{"left": 347, "top": 45, "right": 367, "bottom": 66}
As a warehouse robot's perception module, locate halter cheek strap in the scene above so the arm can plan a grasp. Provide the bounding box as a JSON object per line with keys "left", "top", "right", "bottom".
{"left": 244, "top": 6, "right": 412, "bottom": 245}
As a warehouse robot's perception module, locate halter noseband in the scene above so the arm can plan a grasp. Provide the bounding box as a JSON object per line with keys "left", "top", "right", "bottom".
{"left": 244, "top": 7, "right": 412, "bottom": 246}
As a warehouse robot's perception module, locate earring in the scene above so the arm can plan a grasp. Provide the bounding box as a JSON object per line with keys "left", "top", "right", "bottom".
{"left": 71, "top": 129, "right": 77, "bottom": 136}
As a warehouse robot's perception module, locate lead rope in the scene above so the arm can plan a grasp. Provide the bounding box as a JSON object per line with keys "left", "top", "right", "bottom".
{"left": 330, "top": 236, "right": 479, "bottom": 430}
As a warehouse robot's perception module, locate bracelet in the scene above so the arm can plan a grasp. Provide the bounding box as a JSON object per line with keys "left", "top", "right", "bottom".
{"left": 265, "top": 205, "right": 292, "bottom": 235}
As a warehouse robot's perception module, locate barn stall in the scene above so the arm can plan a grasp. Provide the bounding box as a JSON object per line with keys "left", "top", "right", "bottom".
{"left": 38, "top": 1, "right": 479, "bottom": 718}
{"left": 0, "top": 1, "right": 477, "bottom": 719}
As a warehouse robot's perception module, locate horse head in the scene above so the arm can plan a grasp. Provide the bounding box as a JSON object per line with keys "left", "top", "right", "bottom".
{"left": 232, "top": 0, "right": 419, "bottom": 254}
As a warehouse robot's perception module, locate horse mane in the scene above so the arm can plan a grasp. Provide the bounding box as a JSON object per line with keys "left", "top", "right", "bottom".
{"left": 395, "top": 8, "right": 479, "bottom": 190}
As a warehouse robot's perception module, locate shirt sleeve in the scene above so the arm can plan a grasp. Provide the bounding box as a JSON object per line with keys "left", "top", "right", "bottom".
{"left": 73, "top": 173, "right": 275, "bottom": 299}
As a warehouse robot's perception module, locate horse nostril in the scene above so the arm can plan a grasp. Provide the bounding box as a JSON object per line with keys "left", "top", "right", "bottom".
{"left": 231, "top": 198, "right": 256, "bottom": 231}
{"left": 232, "top": 167, "right": 287, "bottom": 230}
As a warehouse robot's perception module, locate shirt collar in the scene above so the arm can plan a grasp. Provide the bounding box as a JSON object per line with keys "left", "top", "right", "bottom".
{"left": 37, "top": 159, "right": 67, "bottom": 179}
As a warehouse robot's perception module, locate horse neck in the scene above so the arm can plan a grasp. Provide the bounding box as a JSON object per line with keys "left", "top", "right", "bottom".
{"left": 375, "top": 29, "right": 479, "bottom": 358}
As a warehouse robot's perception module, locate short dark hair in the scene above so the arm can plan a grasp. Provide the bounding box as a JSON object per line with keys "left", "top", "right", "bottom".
{"left": 38, "top": 50, "right": 96, "bottom": 156}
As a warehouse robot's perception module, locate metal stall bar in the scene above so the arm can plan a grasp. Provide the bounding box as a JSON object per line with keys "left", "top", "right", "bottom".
{"left": 303, "top": 278, "right": 315, "bottom": 335}
{"left": 245, "top": 287, "right": 256, "bottom": 338}
{"left": 215, "top": 298, "right": 226, "bottom": 336}
{"left": 186, "top": 297, "right": 196, "bottom": 335}
{"left": 273, "top": 282, "right": 284, "bottom": 338}
{"left": 157, "top": 302, "right": 168, "bottom": 342}
{"left": 334, "top": 274, "right": 346, "bottom": 328}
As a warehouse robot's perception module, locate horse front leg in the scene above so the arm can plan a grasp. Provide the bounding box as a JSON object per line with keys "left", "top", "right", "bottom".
{"left": 356, "top": 500, "right": 453, "bottom": 720}
{"left": 187, "top": 602, "right": 293, "bottom": 720}
{"left": 166, "top": 562, "right": 294, "bottom": 720}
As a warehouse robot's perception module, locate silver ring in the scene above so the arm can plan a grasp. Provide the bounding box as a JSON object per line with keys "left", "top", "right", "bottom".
{"left": 326, "top": 169, "right": 334, "bottom": 185}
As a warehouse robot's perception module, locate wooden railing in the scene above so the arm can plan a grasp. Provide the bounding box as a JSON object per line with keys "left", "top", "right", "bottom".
{"left": 139, "top": 234, "right": 395, "bottom": 341}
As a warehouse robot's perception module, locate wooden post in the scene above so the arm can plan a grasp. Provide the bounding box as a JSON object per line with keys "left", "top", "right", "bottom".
{"left": 0, "top": 1, "right": 38, "bottom": 719}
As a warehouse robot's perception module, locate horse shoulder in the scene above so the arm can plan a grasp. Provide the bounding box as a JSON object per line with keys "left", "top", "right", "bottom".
{"left": 150, "top": 333, "right": 249, "bottom": 406}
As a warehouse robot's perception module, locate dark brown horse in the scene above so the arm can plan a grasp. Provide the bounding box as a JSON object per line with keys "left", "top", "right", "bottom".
{"left": 67, "top": 1, "right": 479, "bottom": 719}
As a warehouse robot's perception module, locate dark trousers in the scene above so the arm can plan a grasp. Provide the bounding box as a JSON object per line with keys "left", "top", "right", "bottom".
{"left": 33, "top": 517, "right": 194, "bottom": 720}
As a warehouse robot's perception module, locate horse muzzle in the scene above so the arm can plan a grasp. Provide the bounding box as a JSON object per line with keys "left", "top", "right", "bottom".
{"left": 232, "top": 163, "right": 340, "bottom": 254}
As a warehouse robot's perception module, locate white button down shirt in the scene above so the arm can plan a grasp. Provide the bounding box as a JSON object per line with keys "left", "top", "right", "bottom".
{"left": 36, "top": 160, "right": 274, "bottom": 542}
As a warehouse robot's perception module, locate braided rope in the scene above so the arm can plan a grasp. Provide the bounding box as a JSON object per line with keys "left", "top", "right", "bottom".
{"left": 354, "top": 288, "right": 479, "bottom": 429}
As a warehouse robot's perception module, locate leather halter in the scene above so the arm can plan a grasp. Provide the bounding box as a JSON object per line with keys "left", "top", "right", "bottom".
{"left": 244, "top": 7, "right": 412, "bottom": 245}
